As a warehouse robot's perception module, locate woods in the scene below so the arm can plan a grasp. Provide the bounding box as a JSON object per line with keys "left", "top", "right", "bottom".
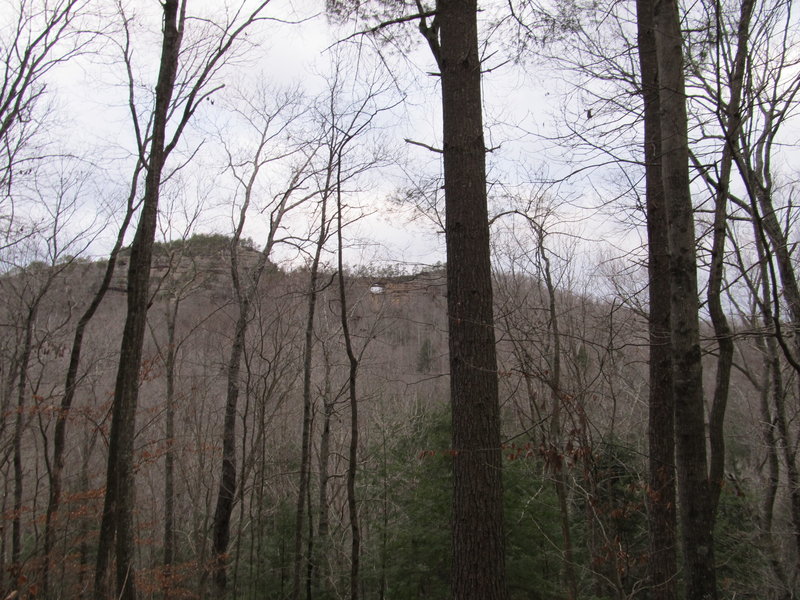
{"left": 2, "top": 0, "right": 800, "bottom": 599}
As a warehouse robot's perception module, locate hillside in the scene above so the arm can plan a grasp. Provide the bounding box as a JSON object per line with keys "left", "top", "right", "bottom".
{"left": 0, "top": 237, "right": 771, "bottom": 599}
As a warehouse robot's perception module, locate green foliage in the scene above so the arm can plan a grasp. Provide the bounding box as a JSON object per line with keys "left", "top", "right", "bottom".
{"left": 232, "top": 496, "right": 296, "bottom": 599}
{"left": 361, "top": 408, "right": 565, "bottom": 600}
{"left": 503, "top": 457, "right": 565, "bottom": 599}
{"left": 714, "top": 482, "right": 771, "bottom": 599}
{"left": 373, "top": 407, "right": 452, "bottom": 600}
{"left": 121, "top": 233, "right": 258, "bottom": 258}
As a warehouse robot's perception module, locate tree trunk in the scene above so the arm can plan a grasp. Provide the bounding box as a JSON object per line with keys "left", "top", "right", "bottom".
{"left": 163, "top": 295, "right": 178, "bottom": 590}
{"left": 707, "top": 0, "right": 754, "bottom": 516}
{"left": 94, "top": 3, "right": 182, "bottom": 598}
{"left": 636, "top": 2, "right": 677, "bottom": 598}
{"left": 291, "top": 176, "right": 330, "bottom": 600}
{"left": 537, "top": 226, "right": 577, "bottom": 600}
{"left": 209, "top": 110, "right": 310, "bottom": 595}
{"left": 211, "top": 300, "right": 248, "bottom": 595}
{"left": 210, "top": 187, "right": 287, "bottom": 593}
{"left": 12, "top": 305, "right": 37, "bottom": 576}
{"left": 753, "top": 301, "right": 789, "bottom": 589}
{"left": 754, "top": 226, "right": 800, "bottom": 581}
{"left": 335, "top": 160, "right": 361, "bottom": 600}
{"left": 420, "top": 2, "right": 508, "bottom": 598}
{"left": 0, "top": 468, "right": 7, "bottom": 594}
{"left": 729, "top": 7, "right": 800, "bottom": 578}
{"left": 653, "top": 0, "right": 717, "bottom": 597}
{"left": 43, "top": 175, "right": 138, "bottom": 599}
{"left": 312, "top": 350, "right": 333, "bottom": 599}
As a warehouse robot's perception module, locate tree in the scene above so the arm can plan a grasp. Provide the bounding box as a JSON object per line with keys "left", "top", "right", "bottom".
{"left": 94, "top": 3, "right": 274, "bottom": 599}
{"left": 0, "top": 9, "right": 111, "bottom": 581}
{"left": 44, "top": 151, "right": 142, "bottom": 600}
{"left": 210, "top": 83, "right": 314, "bottom": 595}
{"left": 145, "top": 205, "right": 221, "bottom": 595}
{"left": 418, "top": 3, "right": 509, "bottom": 598}
{"left": 651, "top": 0, "right": 717, "bottom": 597}
{"left": 695, "top": 0, "right": 755, "bottom": 522}
{"left": 326, "top": 2, "right": 509, "bottom": 596}
{"left": 635, "top": 1, "right": 677, "bottom": 597}
{"left": 493, "top": 203, "right": 580, "bottom": 599}
{"left": 290, "top": 50, "right": 392, "bottom": 600}
{"left": 336, "top": 160, "right": 362, "bottom": 600}
{"left": 93, "top": 4, "right": 182, "bottom": 596}
{"left": 0, "top": 0, "right": 96, "bottom": 206}
{"left": 0, "top": 161, "right": 95, "bottom": 592}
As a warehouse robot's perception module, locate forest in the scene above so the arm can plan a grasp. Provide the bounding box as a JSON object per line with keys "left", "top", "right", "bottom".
{"left": 1, "top": 0, "right": 799, "bottom": 599}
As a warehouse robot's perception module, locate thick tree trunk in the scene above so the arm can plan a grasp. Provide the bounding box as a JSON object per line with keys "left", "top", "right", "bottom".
{"left": 653, "top": 1, "right": 717, "bottom": 597}
{"left": 636, "top": 2, "right": 677, "bottom": 598}
{"left": 94, "top": 3, "right": 182, "bottom": 599}
{"left": 420, "top": 2, "right": 508, "bottom": 599}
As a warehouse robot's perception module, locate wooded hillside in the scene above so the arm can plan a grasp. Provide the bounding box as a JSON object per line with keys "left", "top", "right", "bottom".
{"left": 0, "top": 239, "right": 775, "bottom": 599}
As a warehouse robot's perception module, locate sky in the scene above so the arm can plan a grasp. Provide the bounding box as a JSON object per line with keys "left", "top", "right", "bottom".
{"left": 12, "top": 0, "right": 701, "bottom": 290}
{"left": 43, "top": 0, "right": 455, "bottom": 269}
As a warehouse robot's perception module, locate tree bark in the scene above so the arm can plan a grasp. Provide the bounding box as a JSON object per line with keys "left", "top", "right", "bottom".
{"left": 291, "top": 178, "right": 330, "bottom": 600}
{"left": 12, "top": 303, "right": 38, "bottom": 575}
{"left": 211, "top": 293, "right": 248, "bottom": 594}
{"left": 706, "top": 0, "right": 754, "bottom": 516}
{"left": 752, "top": 287, "right": 789, "bottom": 589}
{"left": 636, "top": 2, "right": 677, "bottom": 598}
{"left": 420, "top": 2, "right": 508, "bottom": 598}
{"left": 312, "top": 348, "right": 334, "bottom": 599}
{"left": 94, "top": 3, "right": 182, "bottom": 599}
{"left": 210, "top": 140, "right": 305, "bottom": 595}
{"left": 163, "top": 295, "right": 178, "bottom": 584}
{"left": 653, "top": 0, "right": 717, "bottom": 597}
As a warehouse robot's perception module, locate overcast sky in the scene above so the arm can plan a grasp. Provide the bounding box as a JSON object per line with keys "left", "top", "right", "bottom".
{"left": 22, "top": 0, "right": 698, "bottom": 288}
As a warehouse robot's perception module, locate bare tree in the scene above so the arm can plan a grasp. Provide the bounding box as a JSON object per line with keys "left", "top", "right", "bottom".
{"left": 290, "top": 50, "right": 394, "bottom": 600}
{"left": 94, "top": 3, "right": 275, "bottom": 599}
{"left": 0, "top": 0, "right": 96, "bottom": 205}
{"left": 0, "top": 159, "right": 99, "bottom": 597}
{"left": 209, "top": 84, "right": 314, "bottom": 595}
{"left": 143, "top": 195, "right": 221, "bottom": 596}
{"left": 43, "top": 160, "right": 141, "bottom": 600}
{"left": 689, "top": 0, "right": 800, "bottom": 582}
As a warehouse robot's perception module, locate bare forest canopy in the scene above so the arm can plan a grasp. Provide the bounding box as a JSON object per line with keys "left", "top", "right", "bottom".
{"left": 2, "top": 1, "right": 800, "bottom": 600}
